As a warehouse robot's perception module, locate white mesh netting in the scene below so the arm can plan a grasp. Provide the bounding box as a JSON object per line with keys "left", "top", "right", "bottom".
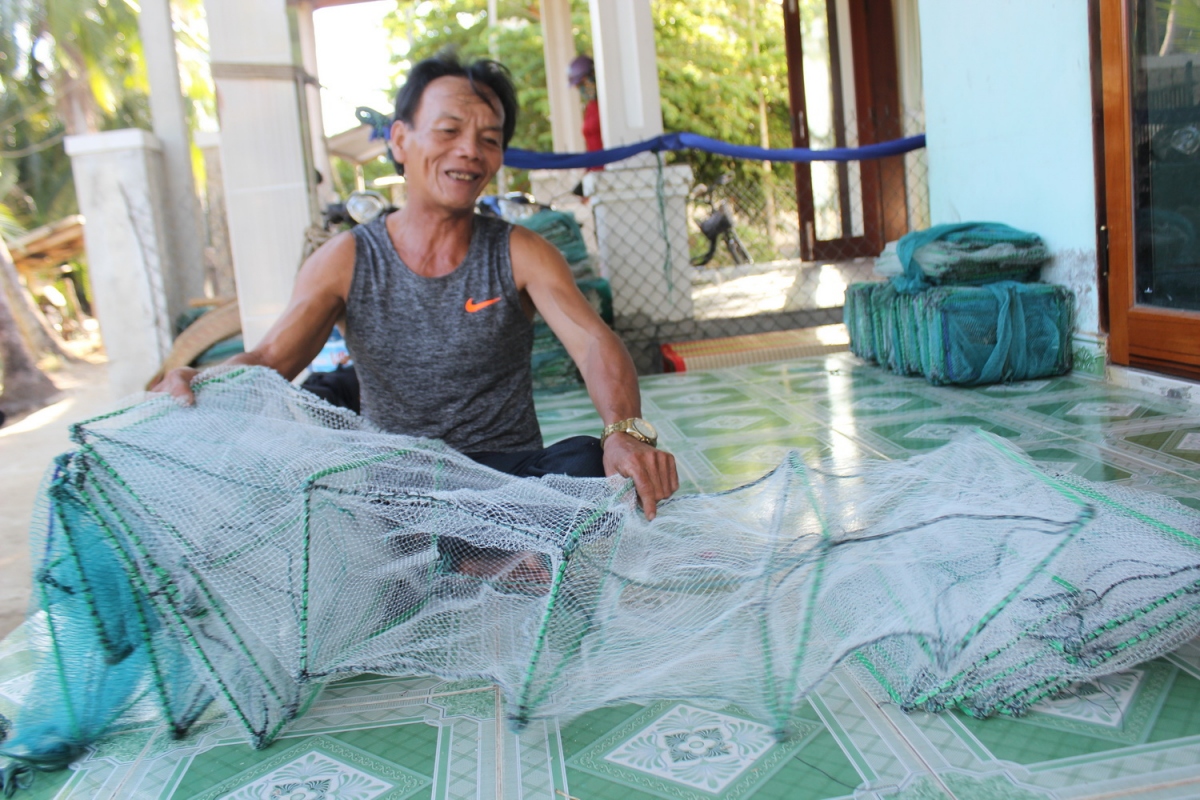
{"left": 6, "top": 365, "right": 1200, "bottom": 768}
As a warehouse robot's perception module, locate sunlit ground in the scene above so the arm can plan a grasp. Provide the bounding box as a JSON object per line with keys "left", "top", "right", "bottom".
{"left": 691, "top": 257, "right": 877, "bottom": 320}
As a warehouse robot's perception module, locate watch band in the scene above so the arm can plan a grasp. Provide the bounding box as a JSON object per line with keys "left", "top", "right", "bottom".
{"left": 601, "top": 418, "right": 657, "bottom": 448}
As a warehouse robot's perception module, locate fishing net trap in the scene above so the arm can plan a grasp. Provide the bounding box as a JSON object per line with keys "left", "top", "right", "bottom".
{"left": 3, "top": 367, "right": 1200, "bottom": 790}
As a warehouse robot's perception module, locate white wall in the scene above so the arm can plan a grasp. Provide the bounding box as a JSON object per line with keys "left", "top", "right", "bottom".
{"left": 918, "top": 0, "right": 1101, "bottom": 337}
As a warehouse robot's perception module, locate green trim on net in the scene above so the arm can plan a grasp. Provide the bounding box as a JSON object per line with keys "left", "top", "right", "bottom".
{"left": 514, "top": 480, "right": 635, "bottom": 727}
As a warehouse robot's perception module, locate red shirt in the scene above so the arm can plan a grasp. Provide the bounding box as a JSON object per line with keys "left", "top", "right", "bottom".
{"left": 583, "top": 99, "right": 603, "bottom": 170}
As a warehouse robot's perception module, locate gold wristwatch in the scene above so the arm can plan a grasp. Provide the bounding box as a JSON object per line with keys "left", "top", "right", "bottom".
{"left": 601, "top": 418, "right": 659, "bottom": 448}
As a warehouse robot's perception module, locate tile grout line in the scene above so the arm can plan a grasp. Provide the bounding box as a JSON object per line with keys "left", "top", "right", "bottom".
{"left": 103, "top": 724, "right": 163, "bottom": 800}
{"left": 495, "top": 684, "right": 503, "bottom": 800}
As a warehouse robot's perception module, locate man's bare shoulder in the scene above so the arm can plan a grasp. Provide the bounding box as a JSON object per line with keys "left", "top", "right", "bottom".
{"left": 509, "top": 224, "right": 569, "bottom": 283}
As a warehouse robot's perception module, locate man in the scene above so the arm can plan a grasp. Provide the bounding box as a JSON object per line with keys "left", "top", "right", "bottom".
{"left": 155, "top": 52, "right": 678, "bottom": 519}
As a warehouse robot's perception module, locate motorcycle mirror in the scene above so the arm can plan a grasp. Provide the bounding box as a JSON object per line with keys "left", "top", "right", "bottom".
{"left": 346, "top": 191, "right": 389, "bottom": 224}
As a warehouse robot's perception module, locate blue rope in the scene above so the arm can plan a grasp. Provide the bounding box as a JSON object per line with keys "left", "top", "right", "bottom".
{"left": 355, "top": 105, "right": 926, "bottom": 169}
{"left": 503, "top": 132, "right": 926, "bottom": 170}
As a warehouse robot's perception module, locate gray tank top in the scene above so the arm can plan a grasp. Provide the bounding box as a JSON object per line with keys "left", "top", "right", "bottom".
{"left": 345, "top": 213, "right": 542, "bottom": 453}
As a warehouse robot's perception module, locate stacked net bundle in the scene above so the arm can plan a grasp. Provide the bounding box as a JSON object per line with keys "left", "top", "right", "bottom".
{"left": 843, "top": 281, "right": 877, "bottom": 361}
{"left": 844, "top": 280, "right": 1073, "bottom": 385}
{"left": 4, "top": 367, "right": 1200, "bottom": 788}
{"left": 875, "top": 222, "right": 1050, "bottom": 292}
{"left": 515, "top": 209, "right": 591, "bottom": 268}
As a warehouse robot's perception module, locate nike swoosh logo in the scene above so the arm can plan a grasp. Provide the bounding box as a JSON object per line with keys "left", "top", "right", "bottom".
{"left": 465, "top": 296, "right": 501, "bottom": 313}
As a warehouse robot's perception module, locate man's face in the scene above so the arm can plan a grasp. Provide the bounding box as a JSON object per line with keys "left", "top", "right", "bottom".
{"left": 390, "top": 76, "right": 505, "bottom": 212}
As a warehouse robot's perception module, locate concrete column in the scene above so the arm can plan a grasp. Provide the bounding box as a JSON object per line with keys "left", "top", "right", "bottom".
{"left": 137, "top": 0, "right": 207, "bottom": 320}
{"left": 66, "top": 130, "right": 174, "bottom": 398}
{"left": 542, "top": 0, "right": 585, "bottom": 153}
{"left": 582, "top": 1, "right": 690, "bottom": 333}
{"left": 205, "top": 0, "right": 313, "bottom": 349}
{"left": 588, "top": 0, "right": 664, "bottom": 149}
{"left": 584, "top": 163, "right": 694, "bottom": 324}
{"left": 194, "top": 131, "right": 237, "bottom": 299}
{"left": 295, "top": 0, "right": 337, "bottom": 207}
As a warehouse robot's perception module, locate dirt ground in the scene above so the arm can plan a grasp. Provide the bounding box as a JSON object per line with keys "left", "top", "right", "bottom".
{"left": 0, "top": 354, "right": 115, "bottom": 639}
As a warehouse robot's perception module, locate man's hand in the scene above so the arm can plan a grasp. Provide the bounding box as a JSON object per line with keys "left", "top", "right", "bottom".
{"left": 602, "top": 433, "right": 679, "bottom": 521}
{"left": 152, "top": 367, "right": 201, "bottom": 405}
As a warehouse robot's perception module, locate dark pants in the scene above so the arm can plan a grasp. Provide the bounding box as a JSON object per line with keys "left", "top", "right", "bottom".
{"left": 464, "top": 435, "right": 606, "bottom": 479}
{"left": 438, "top": 436, "right": 606, "bottom": 577}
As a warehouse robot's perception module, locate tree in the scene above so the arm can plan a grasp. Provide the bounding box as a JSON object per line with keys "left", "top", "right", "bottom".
{"left": 1157, "top": 0, "right": 1200, "bottom": 55}
{"left": 0, "top": 237, "right": 57, "bottom": 416}
{"left": 383, "top": 0, "right": 795, "bottom": 186}
{"left": 0, "top": 0, "right": 153, "bottom": 229}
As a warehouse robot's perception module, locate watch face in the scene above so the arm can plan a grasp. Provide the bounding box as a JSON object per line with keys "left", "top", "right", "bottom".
{"left": 632, "top": 419, "right": 658, "bottom": 440}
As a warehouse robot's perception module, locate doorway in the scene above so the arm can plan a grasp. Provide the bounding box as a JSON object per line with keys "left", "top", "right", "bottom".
{"left": 781, "top": 0, "right": 911, "bottom": 262}
{"left": 1101, "top": 0, "right": 1200, "bottom": 378}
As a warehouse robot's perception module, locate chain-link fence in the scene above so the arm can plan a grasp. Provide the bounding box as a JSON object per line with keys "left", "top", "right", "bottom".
{"left": 523, "top": 139, "right": 928, "bottom": 373}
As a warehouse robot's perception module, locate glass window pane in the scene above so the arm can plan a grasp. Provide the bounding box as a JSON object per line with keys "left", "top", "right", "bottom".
{"left": 1132, "top": 0, "right": 1200, "bottom": 311}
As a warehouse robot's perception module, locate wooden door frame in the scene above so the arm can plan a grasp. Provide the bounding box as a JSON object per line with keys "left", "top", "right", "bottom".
{"left": 1100, "top": 0, "right": 1200, "bottom": 378}
{"left": 782, "top": 0, "right": 906, "bottom": 262}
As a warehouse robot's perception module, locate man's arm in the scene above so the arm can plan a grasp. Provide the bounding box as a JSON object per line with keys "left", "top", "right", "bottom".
{"left": 510, "top": 226, "right": 679, "bottom": 519}
{"left": 153, "top": 232, "right": 357, "bottom": 404}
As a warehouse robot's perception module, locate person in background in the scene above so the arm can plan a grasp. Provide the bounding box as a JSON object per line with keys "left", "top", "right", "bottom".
{"left": 569, "top": 55, "right": 603, "bottom": 168}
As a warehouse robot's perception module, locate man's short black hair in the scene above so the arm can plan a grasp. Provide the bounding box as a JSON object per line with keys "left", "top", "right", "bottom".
{"left": 392, "top": 50, "right": 518, "bottom": 176}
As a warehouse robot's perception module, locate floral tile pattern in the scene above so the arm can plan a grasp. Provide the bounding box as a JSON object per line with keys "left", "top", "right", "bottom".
{"left": 569, "top": 701, "right": 824, "bottom": 799}
{"left": 4, "top": 351, "right": 1200, "bottom": 799}
{"left": 602, "top": 704, "right": 778, "bottom": 793}
{"left": 222, "top": 750, "right": 393, "bottom": 800}
{"left": 190, "top": 736, "right": 429, "bottom": 800}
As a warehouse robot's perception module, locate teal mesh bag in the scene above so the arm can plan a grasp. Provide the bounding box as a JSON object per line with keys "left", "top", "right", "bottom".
{"left": 895, "top": 293, "right": 924, "bottom": 376}
{"left": 845, "top": 281, "right": 1074, "bottom": 386}
{"left": 869, "top": 283, "right": 898, "bottom": 368}
{"left": 921, "top": 282, "right": 1074, "bottom": 386}
{"left": 843, "top": 282, "right": 879, "bottom": 362}
{"left": 879, "top": 222, "right": 1050, "bottom": 294}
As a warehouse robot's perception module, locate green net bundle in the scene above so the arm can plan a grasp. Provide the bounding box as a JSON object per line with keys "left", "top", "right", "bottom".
{"left": 875, "top": 222, "right": 1050, "bottom": 292}
{"left": 844, "top": 281, "right": 1073, "bottom": 385}
{"left": 515, "top": 209, "right": 591, "bottom": 267}
{"left": 4, "top": 368, "right": 1200, "bottom": 790}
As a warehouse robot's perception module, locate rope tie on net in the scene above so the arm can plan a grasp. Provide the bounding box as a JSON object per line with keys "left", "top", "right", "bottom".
{"left": 654, "top": 151, "right": 673, "bottom": 296}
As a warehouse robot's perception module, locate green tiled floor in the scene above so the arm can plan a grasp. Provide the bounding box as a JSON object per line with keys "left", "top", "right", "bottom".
{"left": 5, "top": 351, "right": 1200, "bottom": 798}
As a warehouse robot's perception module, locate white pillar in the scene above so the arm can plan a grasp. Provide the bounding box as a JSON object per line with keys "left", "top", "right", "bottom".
{"left": 194, "top": 131, "right": 237, "bottom": 299}
{"left": 584, "top": 164, "right": 694, "bottom": 324}
{"left": 588, "top": 0, "right": 664, "bottom": 149}
{"left": 296, "top": 0, "right": 337, "bottom": 207}
{"left": 542, "top": 0, "right": 585, "bottom": 154}
{"left": 137, "top": 0, "right": 207, "bottom": 320}
{"left": 205, "top": 0, "right": 313, "bottom": 349}
{"left": 66, "top": 130, "right": 174, "bottom": 397}
{"left": 582, "top": 0, "right": 690, "bottom": 327}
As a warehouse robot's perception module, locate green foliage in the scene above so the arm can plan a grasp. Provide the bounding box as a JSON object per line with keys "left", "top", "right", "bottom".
{"left": 0, "top": 0, "right": 213, "bottom": 230}
{"left": 383, "top": 0, "right": 795, "bottom": 186}
{"left": 0, "top": 0, "right": 155, "bottom": 229}
{"left": 1154, "top": 0, "right": 1200, "bottom": 53}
